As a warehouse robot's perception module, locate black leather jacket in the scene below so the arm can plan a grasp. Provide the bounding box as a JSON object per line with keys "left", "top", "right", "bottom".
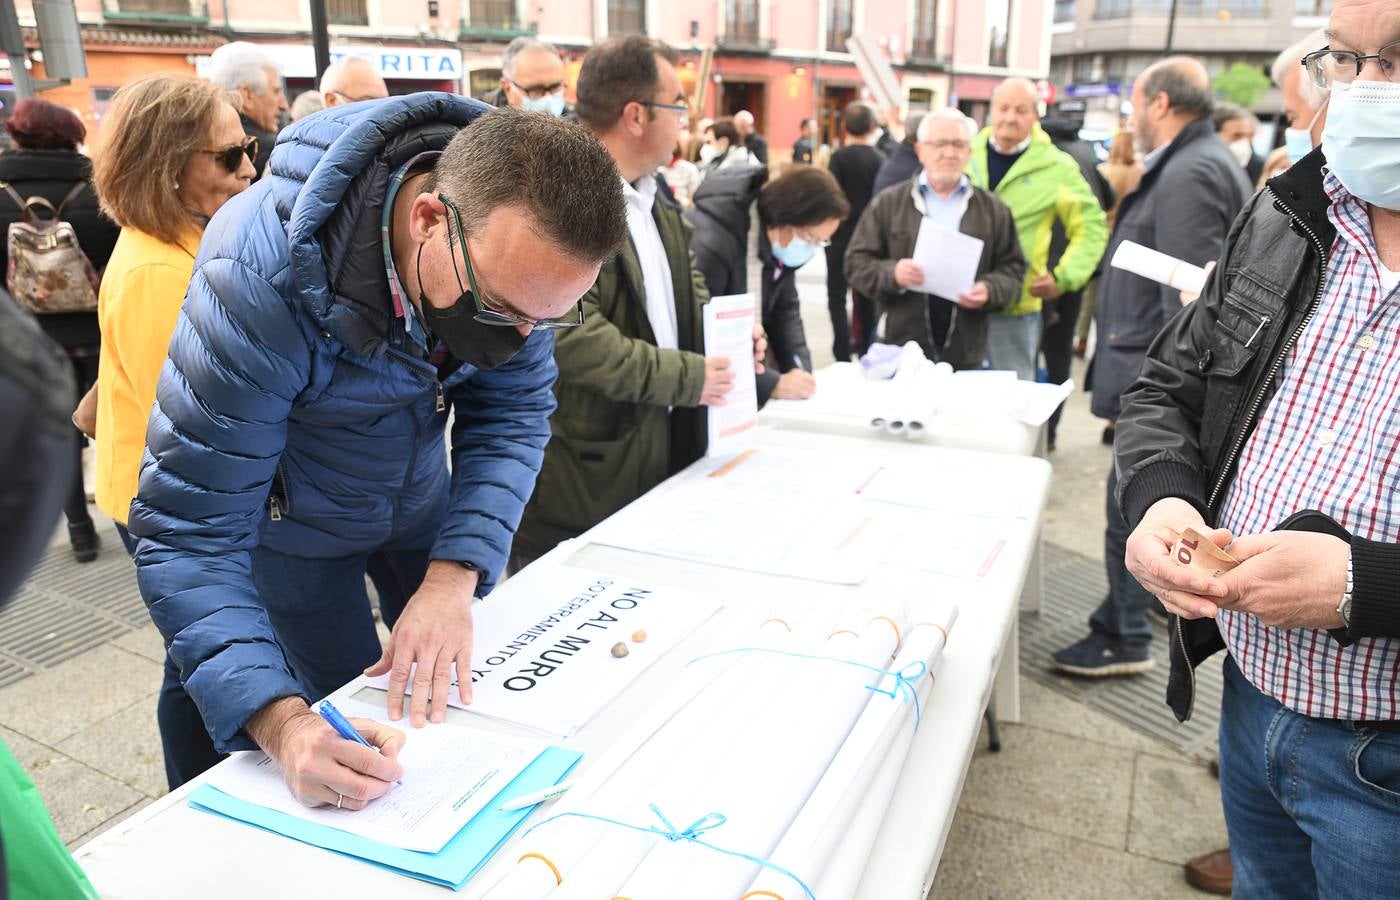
{"left": 1115, "top": 148, "right": 1400, "bottom": 722}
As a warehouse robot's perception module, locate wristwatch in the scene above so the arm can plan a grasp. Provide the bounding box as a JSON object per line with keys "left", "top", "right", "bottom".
{"left": 1336, "top": 551, "right": 1354, "bottom": 629}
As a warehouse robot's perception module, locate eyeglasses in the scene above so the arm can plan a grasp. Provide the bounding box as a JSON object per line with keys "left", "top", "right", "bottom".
{"left": 918, "top": 139, "right": 971, "bottom": 152}
{"left": 508, "top": 79, "right": 565, "bottom": 100}
{"left": 438, "top": 194, "right": 585, "bottom": 329}
{"left": 793, "top": 227, "right": 832, "bottom": 248}
{"left": 1302, "top": 40, "right": 1400, "bottom": 90}
{"left": 330, "top": 90, "right": 383, "bottom": 104}
{"left": 639, "top": 99, "right": 690, "bottom": 119}
{"left": 198, "top": 136, "right": 258, "bottom": 173}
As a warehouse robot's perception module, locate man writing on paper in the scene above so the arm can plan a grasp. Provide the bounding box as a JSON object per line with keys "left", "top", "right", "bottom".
{"left": 968, "top": 77, "right": 1107, "bottom": 380}
{"left": 514, "top": 35, "right": 764, "bottom": 568}
{"left": 1114, "top": 1, "right": 1400, "bottom": 891}
{"left": 129, "top": 100, "right": 628, "bottom": 805}
{"left": 845, "top": 109, "right": 1026, "bottom": 369}
{"left": 1057, "top": 58, "right": 1251, "bottom": 677}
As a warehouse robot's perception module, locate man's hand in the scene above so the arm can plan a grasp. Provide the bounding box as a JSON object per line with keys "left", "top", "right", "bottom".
{"left": 771, "top": 369, "right": 816, "bottom": 400}
{"left": 247, "top": 697, "right": 405, "bottom": 809}
{"left": 1028, "top": 272, "right": 1063, "bottom": 300}
{"left": 73, "top": 381, "right": 98, "bottom": 438}
{"left": 364, "top": 560, "right": 476, "bottom": 727}
{"left": 1214, "top": 531, "right": 1349, "bottom": 630}
{"left": 701, "top": 356, "right": 735, "bottom": 406}
{"left": 1124, "top": 497, "right": 1230, "bottom": 618}
{"left": 752, "top": 324, "right": 767, "bottom": 375}
{"left": 956, "top": 282, "right": 990, "bottom": 309}
{"left": 894, "top": 259, "right": 924, "bottom": 289}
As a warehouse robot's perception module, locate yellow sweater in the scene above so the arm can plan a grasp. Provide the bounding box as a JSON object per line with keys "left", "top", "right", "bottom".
{"left": 94, "top": 226, "right": 200, "bottom": 526}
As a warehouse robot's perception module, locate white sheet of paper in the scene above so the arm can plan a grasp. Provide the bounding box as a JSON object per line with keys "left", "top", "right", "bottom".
{"left": 588, "top": 449, "right": 892, "bottom": 584}
{"left": 911, "top": 218, "right": 984, "bottom": 302}
{"left": 1011, "top": 378, "right": 1075, "bottom": 426}
{"left": 857, "top": 461, "right": 1038, "bottom": 519}
{"left": 203, "top": 721, "right": 546, "bottom": 853}
{"left": 1110, "top": 240, "right": 1209, "bottom": 294}
{"left": 702, "top": 293, "right": 759, "bottom": 457}
{"left": 366, "top": 567, "right": 722, "bottom": 736}
{"left": 882, "top": 512, "right": 1026, "bottom": 579}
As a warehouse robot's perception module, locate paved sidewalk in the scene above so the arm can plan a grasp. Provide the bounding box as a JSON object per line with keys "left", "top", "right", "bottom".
{"left": 0, "top": 253, "right": 1226, "bottom": 898}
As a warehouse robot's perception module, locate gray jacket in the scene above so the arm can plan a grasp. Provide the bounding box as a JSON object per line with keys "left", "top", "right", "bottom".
{"left": 1090, "top": 117, "right": 1251, "bottom": 419}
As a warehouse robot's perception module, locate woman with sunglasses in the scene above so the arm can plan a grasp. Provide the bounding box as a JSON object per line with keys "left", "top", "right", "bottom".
{"left": 90, "top": 73, "right": 255, "bottom": 557}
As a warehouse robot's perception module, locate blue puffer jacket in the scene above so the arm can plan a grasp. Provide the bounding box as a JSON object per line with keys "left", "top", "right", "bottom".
{"left": 128, "top": 94, "right": 558, "bottom": 751}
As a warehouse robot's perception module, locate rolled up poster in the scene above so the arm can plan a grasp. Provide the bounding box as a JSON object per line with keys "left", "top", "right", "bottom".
{"left": 744, "top": 601, "right": 958, "bottom": 899}
{"left": 609, "top": 609, "right": 910, "bottom": 899}
{"left": 1110, "top": 240, "right": 1209, "bottom": 295}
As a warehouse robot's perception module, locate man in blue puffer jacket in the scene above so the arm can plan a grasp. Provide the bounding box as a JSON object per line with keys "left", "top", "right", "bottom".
{"left": 128, "top": 95, "right": 627, "bottom": 806}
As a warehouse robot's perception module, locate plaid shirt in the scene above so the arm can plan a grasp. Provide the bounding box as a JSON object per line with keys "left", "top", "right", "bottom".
{"left": 1217, "top": 170, "right": 1400, "bottom": 721}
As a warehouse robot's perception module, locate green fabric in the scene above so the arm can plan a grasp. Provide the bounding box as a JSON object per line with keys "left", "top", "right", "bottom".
{"left": 967, "top": 124, "right": 1108, "bottom": 317}
{"left": 0, "top": 741, "right": 97, "bottom": 900}
{"left": 515, "top": 197, "right": 711, "bottom": 561}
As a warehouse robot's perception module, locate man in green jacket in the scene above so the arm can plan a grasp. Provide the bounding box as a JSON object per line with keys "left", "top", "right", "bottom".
{"left": 513, "top": 35, "right": 755, "bottom": 566}
{"left": 968, "top": 78, "right": 1108, "bottom": 380}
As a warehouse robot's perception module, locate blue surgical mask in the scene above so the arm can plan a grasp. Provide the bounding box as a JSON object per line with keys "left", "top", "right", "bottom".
{"left": 522, "top": 92, "right": 565, "bottom": 117}
{"left": 1322, "top": 80, "right": 1400, "bottom": 210}
{"left": 772, "top": 234, "right": 816, "bottom": 269}
{"left": 1284, "top": 128, "right": 1314, "bottom": 165}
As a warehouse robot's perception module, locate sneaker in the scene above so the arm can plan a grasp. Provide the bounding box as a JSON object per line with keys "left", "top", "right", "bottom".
{"left": 69, "top": 520, "right": 100, "bottom": 563}
{"left": 1052, "top": 633, "right": 1154, "bottom": 677}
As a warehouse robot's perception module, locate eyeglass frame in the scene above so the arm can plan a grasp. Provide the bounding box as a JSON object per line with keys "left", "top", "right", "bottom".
{"left": 507, "top": 78, "right": 566, "bottom": 101}
{"left": 197, "top": 135, "right": 259, "bottom": 174}
{"left": 638, "top": 99, "right": 690, "bottom": 118}
{"left": 917, "top": 138, "right": 972, "bottom": 152}
{"left": 329, "top": 90, "right": 384, "bottom": 104}
{"left": 1301, "top": 40, "right": 1400, "bottom": 90}
{"left": 437, "top": 194, "right": 585, "bottom": 330}
{"left": 784, "top": 225, "right": 833, "bottom": 248}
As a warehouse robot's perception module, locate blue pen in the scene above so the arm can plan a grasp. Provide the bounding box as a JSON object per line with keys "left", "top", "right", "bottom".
{"left": 792, "top": 354, "right": 807, "bottom": 372}
{"left": 317, "top": 700, "right": 403, "bottom": 785}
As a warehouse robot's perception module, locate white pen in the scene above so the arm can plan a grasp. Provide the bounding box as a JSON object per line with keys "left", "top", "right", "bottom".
{"left": 498, "top": 780, "right": 575, "bottom": 813}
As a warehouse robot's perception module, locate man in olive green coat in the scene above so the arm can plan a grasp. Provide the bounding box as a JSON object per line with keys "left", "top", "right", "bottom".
{"left": 514, "top": 35, "right": 749, "bottom": 565}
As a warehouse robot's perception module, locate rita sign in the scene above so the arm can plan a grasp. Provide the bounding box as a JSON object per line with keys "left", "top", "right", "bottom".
{"left": 196, "top": 44, "right": 464, "bottom": 82}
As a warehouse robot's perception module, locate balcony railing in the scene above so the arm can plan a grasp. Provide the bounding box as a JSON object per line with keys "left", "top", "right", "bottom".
{"left": 1094, "top": 0, "right": 1269, "bottom": 18}
{"left": 723, "top": 0, "right": 766, "bottom": 50}
{"left": 102, "top": 0, "right": 209, "bottom": 23}
{"left": 328, "top": 0, "right": 368, "bottom": 26}
{"left": 461, "top": 0, "right": 535, "bottom": 38}
{"left": 826, "top": 0, "right": 853, "bottom": 53}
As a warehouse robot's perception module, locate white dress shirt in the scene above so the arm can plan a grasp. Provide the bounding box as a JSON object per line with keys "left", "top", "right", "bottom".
{"left": 621, "top": 174, "right": 678, "bottom": 350}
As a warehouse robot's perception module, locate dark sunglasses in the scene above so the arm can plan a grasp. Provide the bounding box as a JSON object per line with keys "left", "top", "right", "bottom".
{"left": 198, "top": 136, "right": 259, "bottom": 173}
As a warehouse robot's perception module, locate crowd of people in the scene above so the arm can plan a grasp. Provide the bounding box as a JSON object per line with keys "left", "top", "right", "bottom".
{"left": 3, "top": 0, "right": 1399, "bottom": 894}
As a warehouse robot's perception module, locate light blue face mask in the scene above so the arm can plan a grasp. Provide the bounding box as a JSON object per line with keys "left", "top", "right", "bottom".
{"left": 772, "top": 233, "right": 817, "bottom": 269}
{"left": 522, "top": 92, "right": 566, "bottom": 117}
{"left": 1322, "top": 80, "right": 1400, "bottom": 210}
{"left": 1285, "top": 98, "right": 1327, "bottom": 165}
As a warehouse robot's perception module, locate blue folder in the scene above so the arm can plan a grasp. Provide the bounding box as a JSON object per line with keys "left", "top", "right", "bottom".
{"left": 188, "top": 746, "right": 582, "bottom": 890}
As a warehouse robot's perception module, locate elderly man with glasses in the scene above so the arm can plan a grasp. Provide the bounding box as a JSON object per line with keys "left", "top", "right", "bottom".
{"left": 513, "top": 34, "right": 765, "bottom": 569}
{"left": 488, "top": 36, "right": 572, "bottom": 117}
{"left": 320, "top": 55, "right": 389, "bottom": 109}
{"left": 1113, "top": 2, "right": 1400, "bottom": 895}
{"left": 845, "top": 108, "right": 1026, "bottom": 370}
{"left": 126, "top": 98, "right": 628, "bottom": 804}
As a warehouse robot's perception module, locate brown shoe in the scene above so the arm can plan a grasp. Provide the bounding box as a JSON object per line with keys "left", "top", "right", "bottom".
{"left": 1184, "top": 847, "right": 1232, "bottom": 895}
{"left": 1209, "top": 756, "right": 1220, "bottom": 779}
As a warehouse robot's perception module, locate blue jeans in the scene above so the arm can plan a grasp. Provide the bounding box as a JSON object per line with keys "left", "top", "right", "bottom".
{"left": 1089, "top": 461, "right": 1155, "bottom": 649}
{"left": 1220, "top": 655, "right": 1400, "bottom": 899}
{"left": 984, "top": 311, "right": 1042, "bottom": 381}
{"left": 153, "top": 521, "right": 434, "bottom": 789}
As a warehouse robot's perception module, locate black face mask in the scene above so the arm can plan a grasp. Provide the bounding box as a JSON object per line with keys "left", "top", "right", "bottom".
{"left": 416, "top": 243, "right": 527, "bottom": 370}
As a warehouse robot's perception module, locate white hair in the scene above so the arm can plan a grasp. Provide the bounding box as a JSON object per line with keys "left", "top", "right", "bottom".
{"left": 319, "top": 55, "right": 375, "bottom": 94}
{"left": 733, "top": 110, "right": 754, "bottom": 127}
{"left": 918, "top": 107, "right": 978, "bottom": 142}
{"left": 501, "top": 36, "right": 560, "bottom": 79}
{"left": 207, "top": 41, "right": 280, "bottom": 94}
{"left": 1272, "top": 28, "right": 1328, "bottom": 108}
{"left": 992, "top": 76, "right": 1038, "bottom": 104}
